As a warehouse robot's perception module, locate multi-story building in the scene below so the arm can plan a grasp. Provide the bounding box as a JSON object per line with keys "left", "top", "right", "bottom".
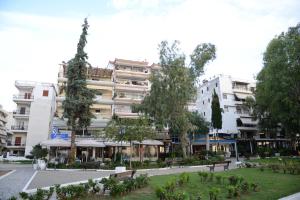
{"left": 50, "top": 59, "right": 163, "bottom": 163}
{"left": 0, "top": 105, "right": 10, "bottom": 152}
{"left": 109, "top": 58, "right": 151, "bottom": 118}
{"left": 196, "top": 74, "right": 289, "bottom": 155}
{"left": 7, "top": 81, "right": 56, "bottom": 156}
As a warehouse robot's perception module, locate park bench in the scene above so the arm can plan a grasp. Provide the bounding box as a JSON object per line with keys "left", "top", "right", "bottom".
{"left": 207, "top": 161, "right": 231, "bottom": 172}
{"left": 109, "top": 170, "right": 136, "bottom": 181}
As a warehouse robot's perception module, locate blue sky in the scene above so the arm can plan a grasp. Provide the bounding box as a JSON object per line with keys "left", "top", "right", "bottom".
{"left": 1, "top": 0, "right": 300, "bottom": 111}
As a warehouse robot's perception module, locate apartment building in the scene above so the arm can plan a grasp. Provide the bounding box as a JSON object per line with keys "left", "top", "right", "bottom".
{"left": 7, "top": 81, "right": 56, "bottom": 156}
{"left": 109, "top": 59, "right": 151, "bottom": 118}
{"left": 0, "top": 105, "right": 10, "bottom": 151}
{"left": 196, "top": 74, "right": 289, "bottom": 155}
{"left": 49, "top": 59, "right": 163, "bottom": 162}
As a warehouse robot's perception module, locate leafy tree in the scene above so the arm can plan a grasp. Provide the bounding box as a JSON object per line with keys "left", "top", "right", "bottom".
{"left": 188, "top": 111, "right": 210, "bottom": 152}
{"left": 137, "top": 41, "right": 216, "bottom": 158}
{"left": 30, "top": 144, "right": 48, "bottom": 159}
{"left": 211, "top": 90, "right": 222, "bottom": 151}
{"left": 255, "top": 24, "right": 300, "bottom": 148}
{"left": 63, "top": 18, "right": 95, "bottom": 163}
{"left": 105, "top": 115, "right": 156, "bottom": 167}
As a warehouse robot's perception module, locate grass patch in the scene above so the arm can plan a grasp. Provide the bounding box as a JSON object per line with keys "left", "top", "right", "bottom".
{"left": 249, "top": 157, "right": 300, "bottom": 165}
{"left": 86, "top": 168, "right": 300, "bottom": 200}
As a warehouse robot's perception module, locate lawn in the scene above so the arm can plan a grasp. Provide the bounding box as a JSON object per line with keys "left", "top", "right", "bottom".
{"left": 89, "top": 168, "right": 300, "bottom": 200}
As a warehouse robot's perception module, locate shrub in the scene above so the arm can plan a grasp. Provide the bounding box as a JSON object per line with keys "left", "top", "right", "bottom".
{"left": 215, "top": 175, "right": 222, "bottom": 184}
{"left": 135, "top": 174, "right": 149, "bottom": 188}
{"left": 87, "top": 179, "right": 100, "bottom": 194}
{"left": 250, "top": 183, "right": 259, "bottom": 192}
{"left": 228, "top": 175, "right": 239, "bottom": 185}
{"left": 208, "top": 173, "right": 214, "bottom": 182}
{"left": 240, "top": 181, "right": 250, "bottom": 193}
{"left": 269, "top": 164, "right": 280, "bottom": 173}
{"left": 110, "top": 183, "right": 126, "bottom": 197}
{"left": 209, "top": 187, "right": 220, "bottom": 200}
{"left": 178, "top": 173, "right": 190, "bottom": 186}
{"left": 198, "top": 171, "right": 209, "bottom": 182}
{"left": 233, "top": 186, "right": 240, "bottom": 198}
{"left": 227, "top": 186, "right": 235, "bottom": 198}
{"left": 155, "top": 186, "right": 166, "bottom": 200}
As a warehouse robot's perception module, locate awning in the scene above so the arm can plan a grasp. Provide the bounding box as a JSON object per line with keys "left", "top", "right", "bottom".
{"left": 76, "top": 140, "right": 105, "bottom": 147}
{"left": 104, "top": 141, "right": 130, "bottom": 147}
{"left": 240, "top": 118, "right": 258, "bottom": 125}
{"left": 40, "top": 139, "right": 71, "bottom": 147}
{"left": 133, "top": 139, "right": 163, "bottom": 145}
{"left": 192, "top": 139, "right": 236, "bottom": 145}
{"left": 235, "top": 93, "right": 254, "bottom": 100}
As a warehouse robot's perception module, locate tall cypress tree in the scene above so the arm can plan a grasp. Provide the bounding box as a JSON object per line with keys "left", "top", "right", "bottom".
{"left": 211, "top": 89, "right": 222, "bottom": 146}
{"left": 63, "top": 18, "right": 95, "bottom": 163}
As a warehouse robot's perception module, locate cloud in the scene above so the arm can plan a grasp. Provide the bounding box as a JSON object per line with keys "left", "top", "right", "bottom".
{"left": 0, "top": 0, "right": 299, "bottom": 111}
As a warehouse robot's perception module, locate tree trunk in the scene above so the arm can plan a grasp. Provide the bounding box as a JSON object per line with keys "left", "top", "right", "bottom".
{"left": 206, "top": 133, "right": 210, "bottom": 151}
{"left": 129, "top": 141, "right": 132, "bottom": 169}
{"left": 139, "top": 143, "right": 141, "bottom": 163}
{"left": 69, "top": 130, "right": 76, "bottom": 164}
{"left": 180, "top": 132, "right": 188, "bottom": 159}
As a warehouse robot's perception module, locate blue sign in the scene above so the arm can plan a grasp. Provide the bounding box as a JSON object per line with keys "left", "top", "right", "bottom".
{"left": 51, "top": 126, "right": 68, "bottom": 140}
{"left": 51, "top": 133, "right": 69, "bottom": 140}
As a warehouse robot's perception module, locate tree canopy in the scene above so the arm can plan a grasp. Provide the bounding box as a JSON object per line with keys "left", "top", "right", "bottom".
{"left": 137, "top": 40, "right": 216, "bottom": 158}
{"left": 255, "top": 24, "right": 300, "bottom": 141}
{"left": 62, "top": 18, "right": 95, "bottom": 163}
{"left": 211, "top": 89, "right": 222, "bottom": 131}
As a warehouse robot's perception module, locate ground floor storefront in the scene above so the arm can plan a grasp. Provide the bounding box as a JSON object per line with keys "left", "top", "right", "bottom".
{"left": 41, "top": 139, "right": 164, "bottom": 164}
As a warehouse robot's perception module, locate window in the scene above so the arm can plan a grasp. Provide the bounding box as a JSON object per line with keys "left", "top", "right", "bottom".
{"left": 203, "top": 101, "right": 205, "bottom": 105}
{"left": 201, "top": 90, "right": 203, "bottom": 94}
{"left": 15, "top": 137, "right": 21, "bottom": 146}
{"left": 43, "top": 90, "right": 49, "bottom": 97}
{"left": 223, "top": 93, "right": 227, "bottom": 99}
{"left": 224, "top": 106, "right": 229, "bottom": 112}
{"left": 95, "top": 109, "right": 101, "bottom": 113}
{"left": 203, "top": 112, "right": 206, "bottom": 116}
{"left": 207, "top": 87, "right": 209, "bottom": 91}
{"left": 208, "top": 98, "right": 210, "bottom": 103}
{"left": 24, "top": 93, "right": 31, "bottom": 99}
{"left": 216, "top": 83, "right": 218, "bottom": 87}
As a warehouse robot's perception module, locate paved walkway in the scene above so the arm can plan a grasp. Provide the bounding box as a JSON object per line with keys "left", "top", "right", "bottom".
{"left": 0, "top": 163, "right": 35, "bottom": 200}
{"left": 27, "top": 159, "right": 239, "bottom": 190}
{"left": 279, "top": 192, "right": 300, "bottom": 200}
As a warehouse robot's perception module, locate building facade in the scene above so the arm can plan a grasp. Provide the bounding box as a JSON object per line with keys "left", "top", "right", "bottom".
{"left": 49, "top": 59, "right": 163, "bottom": 163}
{"left": 196, "top": 74, "right": 289, "bottom": 155}
{"left": 0, "top": 105, "right": 10, "bottom": 152}
{"left": 7, "top": 81, "right": 56, "bottom": 156}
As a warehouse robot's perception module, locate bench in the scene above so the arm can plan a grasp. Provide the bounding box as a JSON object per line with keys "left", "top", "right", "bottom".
{"left": 207, "top": 161, "right": 231, "bottom": 172}
{"left": 109, "top": 170, "right": 136, "bottom": 181}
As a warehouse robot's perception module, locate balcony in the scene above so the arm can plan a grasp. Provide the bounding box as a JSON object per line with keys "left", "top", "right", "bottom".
{"left": 115, "top": 82, "right": 149, "bottom": 92}
{"left": 13, "top": 94, "right": 34, "bottom": 103}
{"left": 13, "top": 110, "right": 30, "bottom": 118}
{"left": 11, "top": 125, "right": 28, "bottom": 131}
{"left": 115, "top": 69, "right": 149, "bottom": 79}
{"left": 6, "top": 142, "right": 26, "bottom": 148}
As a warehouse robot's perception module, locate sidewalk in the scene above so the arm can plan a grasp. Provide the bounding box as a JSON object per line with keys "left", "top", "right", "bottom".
{"left": 279, "top": 192, "right": 300, "bottom": 200}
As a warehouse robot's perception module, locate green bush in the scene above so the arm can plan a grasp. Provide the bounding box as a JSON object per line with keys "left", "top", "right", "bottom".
{"left": 250, "top": 182, "right": 259, "bottom": 192}
{"left": 215, "top": 175, "right": 222, "bottom": 184}
{"left": 178, "top": 173, "right": 190, "bottom": 186}
{"left": 198, "top": 171, "right": 209, "bottom": 182}
{"left": 227, "top": 186, "right": 235, "bottom": 198}
{"left": 228, "top": 175, "right": 239, "bottom": 185}
{"left": 240, "top": 181, "right": 250, "bottom": 193}
{"left": 208, "top": 187, "right": 220, "bottom": 200}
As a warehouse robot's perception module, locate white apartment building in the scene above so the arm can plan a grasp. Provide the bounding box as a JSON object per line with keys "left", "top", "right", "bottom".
{"left": 196, "top": 74, "right": 290, "bottom": 154}
{"left": 196, "top": 75, "right": 257, "bottom": 153}
{"left": 7, "top": 81, "right": 56, "bottom": 156}
{"left": 0, "top": 105, "right": 10, "bottom": 151}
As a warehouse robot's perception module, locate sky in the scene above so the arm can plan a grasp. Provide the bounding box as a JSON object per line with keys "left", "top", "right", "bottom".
{"left": 0, "top": 0, "right": 300, "bottom": 111}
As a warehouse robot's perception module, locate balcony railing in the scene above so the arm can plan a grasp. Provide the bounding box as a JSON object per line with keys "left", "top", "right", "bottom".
{"left": 13, "top": 95, "right": 34, "bottom": 100}
{"left": 6, "top": 143, "right": 26, "bottom": 147}
{"left": 11, "top": 125, "right": 28, "bottom": 131}
{"left": 13, "top": 110, "right": 30, "bottom": 115}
